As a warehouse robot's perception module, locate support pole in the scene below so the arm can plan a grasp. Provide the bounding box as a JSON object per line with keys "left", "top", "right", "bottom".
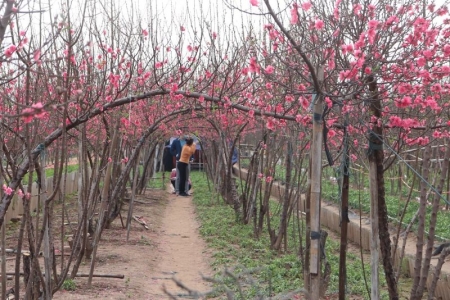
{"left": 0, "top": 147, "right": 5, "bottom": 300}
{"left": 338, "top": 113, "right": 350, "bottom": 300}
{"left": 309, "top": 66, "right": 324, "bottom": 299}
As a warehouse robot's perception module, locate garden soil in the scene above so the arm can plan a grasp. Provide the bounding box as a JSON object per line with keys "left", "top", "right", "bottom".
{"left": 53, "top": 187, "right": 213, "bottom": 299}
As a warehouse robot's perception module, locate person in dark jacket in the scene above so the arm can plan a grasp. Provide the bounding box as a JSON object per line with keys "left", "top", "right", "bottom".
{"left": 170, "top": 133, "right": 186, "bottom": 195}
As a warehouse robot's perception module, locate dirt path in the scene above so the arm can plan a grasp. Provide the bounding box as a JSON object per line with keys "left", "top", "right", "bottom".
{"left": 146, "top": 189, "right": 213, "bottom": 299}
{"left": 53, "top": 187, "right": 213, "bottom": 299}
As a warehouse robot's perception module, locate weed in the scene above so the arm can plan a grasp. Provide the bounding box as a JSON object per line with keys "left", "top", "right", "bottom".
{"left": 62, "top": 279, "right": 77, "bottom": 291}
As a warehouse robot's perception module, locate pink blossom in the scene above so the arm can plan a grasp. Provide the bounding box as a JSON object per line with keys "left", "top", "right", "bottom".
{"left": 325, "top": 97, "right": 332, "bottom": 109}
{"left": 4, "top": 44, "right": 17, "bottom": 57}
{"left": 248, "top": 110, "right": 255, "bottom": 118}
{"left": 17, "top": 189, "right": 24, "bottom": 198}
{"left": 11, "top": 7, "right": 18, "bottom": 13}
{"left": 2, "top": 185, "right": 13, "bottom": 196}
{"left": 423, "top": 50, "right": 433, "bottom": 59}
{"left": 249, "top": 57, "right": 260, "bottom": 73}
{"left": 33, "top": 49, "right": 41, "bottom": 61}
{"left": 285, "top": 95, "right": 294, "bottom": 102}
{"left": 266, "top": 118, "right": 276, "bottom": 130}
{"left": 433, "top": 130, "right": 442, "bottom": 138}
{"left": 417, "top": 57, "right": 426, "bottom": 67}
{"left": 265, "top": 65, "right": 274, "bottom": 74}
{"left": 250, "top": 0, "right": 258, "bottom": 6}
{"left": 258, "top": 173, "right": 264, "bottom": 179}
{"left": 328, "top": 129, "right": 336, "bottom": 138}
{"left": 180, "top": 26, "right": 185, "bottom": 31}
{"left": 121, "top": 157, "right": 129, "bottom": 164}
{"left": 266, "top": 82, "right": 272, "bottom": 89}
{"left": 22, "top": 108, "right": 34, "bottom": 123}
{"left": 299, "top": 97, "right": 309, "bottom": 110}
{"left": 290, "top": 4, "right": 299, "bottom": 24}
{"left": 353, "top": 4, "right": 362, "bottom": 15}
{"left": 301, "top": 2, "right": 312, "bottom": 11}
{"left": 385, "top": 16, "right": 398, "bottom": 27}
{"left": 443, "top": 45, "right": 450, "bottom": 57}
{"left": 142, "top": 29, "right": 148, "bottom": 36}
{"left": 19, "top": 30, "right": 26, "bottom": 36}
{"left": 198, "top": 96, "right": 205, "bottom": 103}
{"left": 368, "top": 20, "right": 379, "bottom": 29}
{"left": 265, "top": 176, "right": 273, "bottom": 183}
{"left": 314, "top": 19, "right": 324, "bottom": 30}
{"left": 395, "top": 96, "right": 412, "bottom": 108}
{"left": 108, "top": 157, "right": 112, "bottom": 163}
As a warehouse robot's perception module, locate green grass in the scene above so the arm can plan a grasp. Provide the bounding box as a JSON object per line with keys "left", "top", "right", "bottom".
{"left": 146, "top": 171, "right": 170, "bottom": 189}
{"left": 19, "top": 164, "right": 80, "bottom": 183}
{"left": 62, "top": 279, "right": 77, "bottom": 291}
{"left": 189, "top": 171, "right": 387, "bottom": 299}
{"left": 241, "top": 156, "right": 450, "bottom": 241}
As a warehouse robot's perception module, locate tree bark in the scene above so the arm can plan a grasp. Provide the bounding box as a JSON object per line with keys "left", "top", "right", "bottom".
{"left": 367, "top": 75, "right": 398, "bottom": 300}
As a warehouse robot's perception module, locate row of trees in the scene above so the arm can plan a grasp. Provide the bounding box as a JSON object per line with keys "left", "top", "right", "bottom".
{"left": 1, "top": 0, "right": 450, "bottom": 299}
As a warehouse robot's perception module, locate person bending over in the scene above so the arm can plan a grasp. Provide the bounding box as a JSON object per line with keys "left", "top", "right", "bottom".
{"left": 171, "top": 168, "right": 191, "bottom": 193}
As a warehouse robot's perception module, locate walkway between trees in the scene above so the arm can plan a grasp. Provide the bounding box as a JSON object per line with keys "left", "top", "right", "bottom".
{"left": 146, "top": 188, "right": 213, "bottom": 299}
{"left": 53, "top": 188, "right": 212, "bottom": 299}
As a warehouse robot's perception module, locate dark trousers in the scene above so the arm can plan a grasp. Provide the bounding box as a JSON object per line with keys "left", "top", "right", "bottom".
{"left": 177, "top": 162, "right": 188, "bottom": 194}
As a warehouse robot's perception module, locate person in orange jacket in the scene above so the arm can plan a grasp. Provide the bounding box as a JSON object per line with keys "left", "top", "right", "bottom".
{"left": 177, "top": 137, "right": 196, "bottom": 196}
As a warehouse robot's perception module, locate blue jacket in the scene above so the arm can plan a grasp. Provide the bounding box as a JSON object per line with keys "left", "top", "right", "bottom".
{"left": 170, "top": 138, "right": 186, "bottom": 160}
{"left": 231, "top": 147, "right": 238, "bottom": 164}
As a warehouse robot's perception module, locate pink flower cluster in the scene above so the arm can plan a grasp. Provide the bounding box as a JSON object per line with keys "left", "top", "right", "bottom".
{"left": 22, "top": 102, "right": 46, "bottom": 123}
{"left": 2, "top": 185, "right": 13, "bottom": 196}
{"left": 4, "top": 45, "right": 17, "bottom": 57}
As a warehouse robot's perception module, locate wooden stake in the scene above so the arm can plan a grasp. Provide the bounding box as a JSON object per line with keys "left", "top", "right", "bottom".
{"left": 127, "top": 160, "right": 140, "bottom": 241}
{"left": 0, "top": 148, "right": 5, "bottom": 300}
{"left": 368, "top": 157, "right": 380, "bottom": 300}
{"left": 338, "top": 113, "right": 350, "bottom": 300}
{"left": 309, "top": 65, "right": 324, "bottom": 300}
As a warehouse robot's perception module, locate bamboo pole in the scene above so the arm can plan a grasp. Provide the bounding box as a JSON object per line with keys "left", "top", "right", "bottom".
{"left": 1, "top": 146, "right": 5, "bottom": 300}
{"left": 309, "top": 65, "right": 324, "bottom": 299}
{"left": 368, "top": 76, "right": 380, "bottom": 300}
{"left": 127, "top": 158, "right": 140, "bottom": 242}
{"left": 41, "top": 160, "right": 53, "bottom": 300}
{"left": 338, "top": 114, "right": 350, "bottom": 300}
{"left": 368, "top": 157, "right": 380, "bottom": 300}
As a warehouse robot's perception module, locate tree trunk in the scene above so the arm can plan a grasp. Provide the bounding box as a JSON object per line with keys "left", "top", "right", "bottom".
{"left": 417, "top": 139, "right": 450, "bottom": 299}
{"left": 273, "top": 140, "right": 292, "bottom": 251}
{"left": 367, "top": 75, "right": 398, "bottom": 300}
